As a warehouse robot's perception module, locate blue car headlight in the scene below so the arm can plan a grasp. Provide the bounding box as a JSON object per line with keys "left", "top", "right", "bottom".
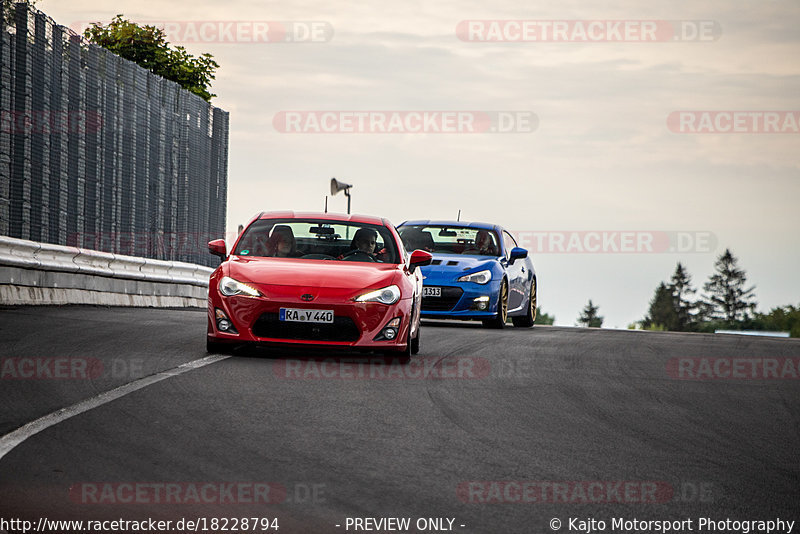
{"left": 457, "top": 269, "right": 492, "bottom": 284}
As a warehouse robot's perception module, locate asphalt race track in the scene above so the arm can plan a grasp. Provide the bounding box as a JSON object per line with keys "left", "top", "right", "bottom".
{"left": 1, "top": 306, "right": 799, "bottom": 534}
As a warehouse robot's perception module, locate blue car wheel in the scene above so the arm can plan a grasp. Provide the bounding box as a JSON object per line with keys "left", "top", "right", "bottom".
{"left": 483, "top": 278, "right": 508, "bottom": 329}
{"left": 512, "top": 277, "right": 536, "bottom": 328}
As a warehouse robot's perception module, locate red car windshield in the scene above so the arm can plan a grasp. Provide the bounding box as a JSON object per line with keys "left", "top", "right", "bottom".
{"left": 234, "top": 219, "right": 401, "bottom": 263}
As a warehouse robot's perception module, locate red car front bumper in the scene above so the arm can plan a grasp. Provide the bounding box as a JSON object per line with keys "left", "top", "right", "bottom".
{"left": 207, "top": 287, "right": 413, "bottom": 352}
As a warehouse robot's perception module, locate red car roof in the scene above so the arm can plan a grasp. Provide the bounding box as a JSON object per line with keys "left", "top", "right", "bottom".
{"left": 257, "top": 211, "right": 390, "bottom": 227}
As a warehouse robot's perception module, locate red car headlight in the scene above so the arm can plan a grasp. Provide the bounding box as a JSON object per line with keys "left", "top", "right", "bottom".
{"left": 219, "top": 276, "right": 261, "bottom": 297}
{"left": 354, "top": 285, "right": 401, "bottom": 305}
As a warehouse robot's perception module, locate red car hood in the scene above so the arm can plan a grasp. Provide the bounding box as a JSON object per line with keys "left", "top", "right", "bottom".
{"left": 228, "top": 257, "right": 398, "bottom": 291}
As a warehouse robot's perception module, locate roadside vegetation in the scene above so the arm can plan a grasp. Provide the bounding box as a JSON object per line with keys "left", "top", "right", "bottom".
{"left": 535, "top": 308, "right": 555, "bottom": 325}
{"left": 1, "top": 0, "right": 38, "bottom": 25}
{"left": 83, "top": 16, "right": 219, "bottom": 102}
{"left": 577, "top": 299, "right": 603, "bottom": 327}
{"left": 3, "top": 2, "right": 218, "bottom": 101}
{"left": 634, "top": 249, "right": 799, "bottom": 337}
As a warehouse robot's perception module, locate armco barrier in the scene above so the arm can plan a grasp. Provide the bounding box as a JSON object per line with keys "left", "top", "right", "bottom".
{"left": 0, "top": 236, "right": 215, "bottom": 307}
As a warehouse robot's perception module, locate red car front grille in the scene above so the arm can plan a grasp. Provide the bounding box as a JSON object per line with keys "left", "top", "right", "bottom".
{"left": 251, "top": 313, "right": 360, "bottom": 342}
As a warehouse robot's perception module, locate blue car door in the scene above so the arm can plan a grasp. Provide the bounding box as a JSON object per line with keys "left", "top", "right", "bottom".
{"left": 502, "top": 230, "right": 527, "bottom": 312}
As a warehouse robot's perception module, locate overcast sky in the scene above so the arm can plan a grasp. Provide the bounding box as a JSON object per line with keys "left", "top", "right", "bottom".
{"left": 46, "top": 0, "right": 799, "bottom": 328}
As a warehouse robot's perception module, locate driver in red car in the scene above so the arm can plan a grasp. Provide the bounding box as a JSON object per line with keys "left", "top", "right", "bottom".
{"left": 353, "top": 228, "right": 377, "bottom": 254}
{"left": 341, "top": 227, "right": 386, "bottom": 261}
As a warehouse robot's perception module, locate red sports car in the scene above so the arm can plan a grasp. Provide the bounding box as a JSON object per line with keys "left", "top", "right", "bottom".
{"left": 206, "top": 211, "right": 432, "bottom": 357}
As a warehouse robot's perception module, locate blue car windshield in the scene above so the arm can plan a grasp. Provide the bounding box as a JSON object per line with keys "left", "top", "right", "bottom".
{"left": 399, "top": 225, "right": 500, "bottom": 256}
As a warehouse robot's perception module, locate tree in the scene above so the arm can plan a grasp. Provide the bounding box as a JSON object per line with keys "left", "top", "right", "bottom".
{"left": 642, "top": 282, "right": 677, "bottom": 330}
{"left": 83, "top": 16, "right": 219, "bottom": 102}
{"left": 2, "top": 0, "right": 38, "bottom": 26}
{"left": 535, "top": 308, "right": 555, "bottom": 325}
{"left": 702, "top": 249, "right": 757, "bottom": 324}
{"left": 577, "top": 300, "right": 603, "bottom": 327}
{"left": 670, "top": 262, "right": 698, "bottom": 330}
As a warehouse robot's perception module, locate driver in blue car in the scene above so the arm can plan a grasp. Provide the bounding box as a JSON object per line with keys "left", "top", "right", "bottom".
{"left": 463, "top": 229, "right": 497, "bottom": 255}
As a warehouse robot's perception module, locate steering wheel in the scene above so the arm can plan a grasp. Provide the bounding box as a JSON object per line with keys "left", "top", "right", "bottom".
{"left": 341, "top": 249, "right": 376, "bottom": 262}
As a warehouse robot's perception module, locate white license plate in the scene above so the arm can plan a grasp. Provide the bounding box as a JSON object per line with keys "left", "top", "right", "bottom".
{"left": 423, "top": 286, "right": 442, "bottom": 297}
{"left": 279, "top": 308, "right": 334, "bottom": 323}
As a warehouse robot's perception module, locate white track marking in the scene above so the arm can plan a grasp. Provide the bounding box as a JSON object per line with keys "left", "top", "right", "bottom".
{"left": 0, "top": 354, "right": 231, "bottom": 461}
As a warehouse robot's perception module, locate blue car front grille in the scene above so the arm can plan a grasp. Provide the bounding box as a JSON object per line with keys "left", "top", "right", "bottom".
{"left": 422, "top": 287, "right": 463, "bottom": 312}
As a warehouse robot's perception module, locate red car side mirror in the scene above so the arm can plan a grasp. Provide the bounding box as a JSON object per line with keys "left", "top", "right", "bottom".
{"left": 208, "top": 239, "right": 227, "bottom": 259}
{"left": 409, "top": 249, "right": 433, "bottom": 272}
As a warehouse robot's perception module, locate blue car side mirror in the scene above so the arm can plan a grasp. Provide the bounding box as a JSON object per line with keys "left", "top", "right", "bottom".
{"left": 509, "top": 247, "right": 528, "bottom": 264}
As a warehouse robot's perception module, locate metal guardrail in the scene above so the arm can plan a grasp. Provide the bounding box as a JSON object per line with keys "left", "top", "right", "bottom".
{"left": 715, "top": 330, "right": 790, "bottom": 338}
{"left": 0, "top": 236, "right": 215, "bottom": 306}
{"left": 0, "top": 236, "right": 213, "bottom": 285}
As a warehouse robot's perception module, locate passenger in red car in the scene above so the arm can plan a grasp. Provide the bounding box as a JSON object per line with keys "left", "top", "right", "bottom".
{"left": 267, "top": 225, "right": 301, "bottom": 257}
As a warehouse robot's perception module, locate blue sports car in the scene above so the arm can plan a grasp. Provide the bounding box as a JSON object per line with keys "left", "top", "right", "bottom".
{"left": 397, "top": 220, "right": 536, "bottom": 328}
